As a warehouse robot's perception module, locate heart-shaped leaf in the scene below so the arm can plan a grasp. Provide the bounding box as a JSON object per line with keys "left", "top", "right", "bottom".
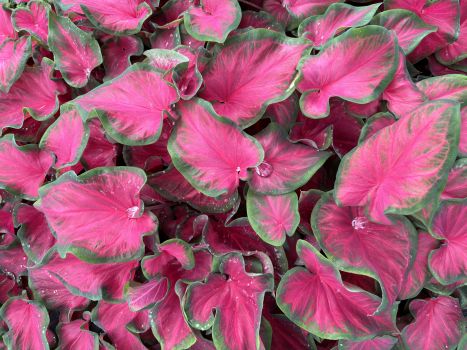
{"left": 12, "top": 1, "right": 49, "bottom": 43}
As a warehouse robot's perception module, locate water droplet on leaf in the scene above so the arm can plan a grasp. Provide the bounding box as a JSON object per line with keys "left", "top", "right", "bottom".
{"left": 255, "top": 162, "right": 273, "bottom": 177}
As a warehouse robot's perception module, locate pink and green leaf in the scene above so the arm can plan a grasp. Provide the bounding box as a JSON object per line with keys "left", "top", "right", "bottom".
{"left": 39, "top": 104, "right": 89, "bottom": 169}
{"left": 199, "top": 29, "right": 311, "bottom": 127}
{"left": 335, "top": 100, "right": 460, "bottom": 224}
{"left": 48, "top": 11, "right": 103, "bottom": 88}
{"left": 297, "top": 26, "right": 398, "bottom": 118}
{"left": 184, "top": 253, "right": 274, "bottom": 350}
{"left": 0, "top": 134, "right": 54, "bottom": 200}
{"left": 298, "top": 3, "right": 381, "bottom": 48}
{"left": 12, "top": 1, "right": 49, "bottom": 43}
{"left": 312, "top": 192, "right": 416, "bottom": 309}
{"left": 34, "top": 167, "right": 157, "bottom": 262}
{"left": 0, "top": 297, "right": 50, "bottom": 350}
{"left": 276, "top": 240, "right": 397, "bottom": 340}
{"left": 0, "top": 36, "right": 31, "bottom": 93}
{"left": 246, "top": 190, "right": 299, "bottom": 246}
{"left": 56, "top": 0, "right": 152, "bottom": 35}
{"left": 401, "top": 296, "right": 463, "bottom": 350}
{"left": 248, "top": 123, "right": 330, "bottom": 194}
{"left": 168, "top": 98, "right": 264, "bottom": 197}
{"left": 184, "top": 0, "right": 241, "bottom": 43}
{"left": 56, "top": 319, "right": 99, "bottom": 350}
{"left": 429, "top": 200, "right": 467, "bottom": 285}
{"left": 75, "top": 64, "right": 179, "bottom": 146}
{"left": 371, "top": 9, "right": 437, "bottom": 54}
{"left": 282, "top": 0, "right": 341, "bottom": 23}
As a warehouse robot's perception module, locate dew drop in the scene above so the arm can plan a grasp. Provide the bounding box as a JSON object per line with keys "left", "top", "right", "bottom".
{"left": 351, "top": 216, "right": 368, "bottom": 230}
{"left": 127, "top": 206, "right": 140, "bottom": 219}
{"left": 235, "top": 166, "right": 241, "bottom": 173}
{"left": 255, "top": 162, "right": 273, "bottom": 177}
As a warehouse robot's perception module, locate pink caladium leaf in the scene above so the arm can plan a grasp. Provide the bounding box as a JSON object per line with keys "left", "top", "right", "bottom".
{"left": 282, "top": 0, "right": 341, "bottom": 23}
{"left": 11, "top": 1, "right": 50, "bottom": 44}
{"left": 127, "top": 277, "right": 169, "bottom": 311}
{"left": 382, "top": 51, "right": 427, "bottom": 117}
{"left": 338, "top": 336, "right": 398, "bottom": 350}
{"left": 335, "top": 100, "right": 460, "bottom": 224}
{"left": 277, "top": 240, "right": 397, "bottom": 340}
{"left": 248, "top": 123, "right": 330, "bottom": 194}
{"left": 398, "top": 232, "right": 439, "bottom": 299}
{"left": 358, "top": 112, "right": 396, "bottom": 143}
{"left": 184, "top": 253, "right": 274, "bottom": 350}
{"left": 199, "top": 29, "right": 310, "bottom": 127}
{"left": 102, "top": 36, "right": 143, "bottom": 80}
{"left": 416, "top": 74, "right": 466, "bottom": 156}
{"left": 31, "top": 251, "right": 139, "bottom": 301}
{"left": 311, "top": 192, "right": 416, "bottom": 310}
{"left": 81, "top": 119, "right": 117, "bottom": 169}
{"left": 148, "top": 166, "right": 240, "bottom": 213}
{"left": 401, "top": 296, "right": 463, "bottom": 350}
{"left": 14, "top": 204, "right": 55, "bottom": 264}
{"left": 34, "top": 167, "right": 157, "bottom": 262}
{"left": 0, "top": 6, "right": 17, "bottom": 46}
{"left": 429, "top": 200, "right": 467, "bottom": 285}
{"left": 56, "top": 319, "right": 99, "bottom": 350}
{"left": 39, "top": 105, "right": 89, "bottom": 169}
{"left": 143, "top": 48, "right": 189, "bottom": 74}
{"left": 436, "top": 3, "right": 467, "bottom": 65}
{"left": 297, "top": 26, "right": 397, "bottom": 118}
{"left": 56, "top": 0, "right": 152, "bottom": 35}
{"left": 172, "top": 46, "right": 207, "bottom": 100}
{"left": 91, "top": 301, "right": 149, "bottom": 350}
{"left": 371, "top": 9, "right": 436, "bottom": 54}
{"left": 246, "top": 190, "right": 299, "bottom": 246}
{"left": 184, "top": 0, "right": 241, "bottom": 43}
{"left": 297, "top": 3, "right": 381, "bottom": 48}
{"left": 0, "top": 297, "right": 50, "bottom": 350}
{"left": 0, "top": 36, "right": 31, "bottom": 93}
{"left": 0, "top": 58, "right": 66, "bottom": 132}
{"left": 48, "top": 12, "right": 103, "bottom": 88}
{"left": 168, "top": 98, "right": 264, "bottom": 197}
{"left": 75, "top": 63, "right": 179, "bottom": 146}
{"left": 0, "top": 134, "right": 54, "bottom": 200}
{"left": 442, "top": 159, "right": 467, "bottom": 199}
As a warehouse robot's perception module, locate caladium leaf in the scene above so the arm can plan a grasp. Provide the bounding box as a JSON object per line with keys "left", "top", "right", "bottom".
{"left": 0, "top": 6, "right": 17, "bottom": 46}
{"left": 282, "top": 0, "right": 341, "bottom": 23}
{"left": 48, "top": 11, "right": 103, "bottom": 88}
{"left": 398, "top": 232, "right": 439, "bottom": 299}
{"left": 312, "top": 192, "right": 416, "bottom": 310}
{"left": 0, "top": 36, "right": 31, "bottom": 93}
{"left": 56, "top": 0, "right": 152, "bottom": 35}
{"left": 429, "top": 200, "right": 467, "bottom": 285}
{"left": 0, "top": 58, "right": 66, "bottom": 132}
{"left": 248, "top": 123, "right": 330, "bottom": 194}
{"left": 401, "top": 296, "right": 463, "bottom": 350}
{"left": 442, "top": 159, "right": 467, "bottom": 200}
{"left": 338, "top": 336, "right": 398, "bottom": 350}
{"left": 11, "top": 1, "right": 49, "bottom": 44}
{"left": 246, "top": 190, "right": 299, "bottom": 246}
{"left": 148, "top": 166, "right": 240, "bottom": 213}
{"left": 39, "top": 105, "right": 89, "bottom": 169}
{"left": 184, "top": 253, "right": 274, "bottom": 350}
{"left": 75, "top": 63, "right": 179, "bottom": 146}
{"left": 335, "top": 100, "right": 460, "bottom": 224}
{"left": 143, "top": 48, "right": 189, "bottom": 74}
{"left": 102, "top": 36, "right": 144, "bottom": 80}
{"left": 184, "top": 0, "right": 241, "bottom": 43}
{"left": 35, "top": 167, "right": 157, "bottom": 262}
{"left": 0, "top": 297, "right": 50, "bottom": 350}
{"left": 31, "top": 251, "right": 139, "bottom": 301}
{"left": 297, "top": 26, "right": 397, "bottom": 118}
{"left": 56, "top": 319, "right": 99, "bottom": 350}
{"left": 92, "top": 301, "right": 149, "bottom": 350}
{"left": 276, "top": 240, "right": 397, "bottom": 340}
{"left": 168, "top": 98, "right": 264, "bottom": 197}
{"left": 127, "top": 277, "right": 169, "bottom": 311}
{"left": 298, "top": 3, "right": 381, "bottom": 48}
{"left": 0, "top": 134, "right": 54, "bottom": 200}
{"left": 199, "top": 29, "right": 310, "bottom": 127}
{"left": 371, "top": 9, "right": 437, "bottom": 54}
{"left": 14, "top": 204, "right": 55, "bottom": 264}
